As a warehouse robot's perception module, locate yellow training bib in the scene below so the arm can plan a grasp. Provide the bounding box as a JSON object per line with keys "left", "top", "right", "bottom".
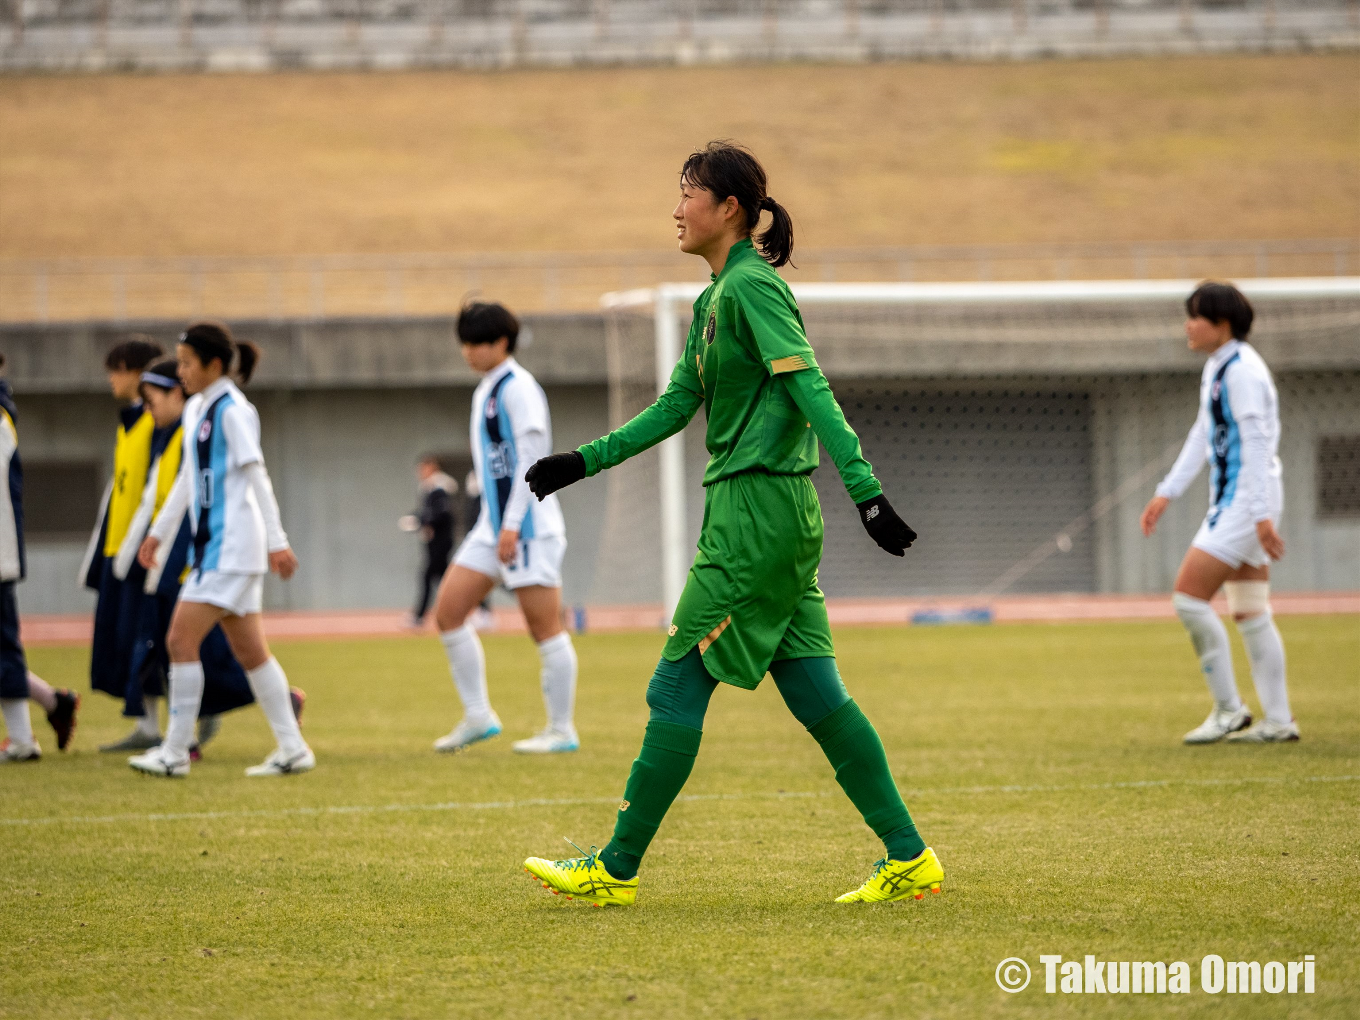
{"left": 104, "top": 411, "right": 154, "bottom": 555}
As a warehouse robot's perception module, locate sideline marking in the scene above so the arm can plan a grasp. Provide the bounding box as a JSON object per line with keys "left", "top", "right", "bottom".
{"left": 4, "top": 774, "right": 1356, "bottom": 829}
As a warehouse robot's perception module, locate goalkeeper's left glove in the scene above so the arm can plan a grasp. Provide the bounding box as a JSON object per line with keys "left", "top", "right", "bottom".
{"left": 855, "top": 493, "right": 917, "bottom": 557}
{"left": 526, "top": 451, "right": 586, "bottom": 500}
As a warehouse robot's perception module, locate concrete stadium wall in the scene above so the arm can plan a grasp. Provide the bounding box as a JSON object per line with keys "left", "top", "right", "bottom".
{"left": 3, "top": 311, "right": 1357, "bottom": 614}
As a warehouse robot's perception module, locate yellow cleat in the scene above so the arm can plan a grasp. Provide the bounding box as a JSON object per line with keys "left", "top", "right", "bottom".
{"left": 524, "top": 841, "right": 638, "bottom": 907}
{"left": 835, "top": 847, "right": 944, "bottom": 904}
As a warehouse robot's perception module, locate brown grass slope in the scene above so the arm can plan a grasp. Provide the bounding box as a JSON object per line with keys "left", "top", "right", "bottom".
{"left": 1, "top": 53, "right": 1357, "bottom": 259}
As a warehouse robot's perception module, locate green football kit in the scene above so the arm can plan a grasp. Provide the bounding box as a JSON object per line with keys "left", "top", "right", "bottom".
{"left": 573, "top": 238, "right": 926, "bottom": 886}
{"left": 581, "top": 237, "right": 882, "bottom": 690}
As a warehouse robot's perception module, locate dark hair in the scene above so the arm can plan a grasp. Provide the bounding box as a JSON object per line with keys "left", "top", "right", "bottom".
{"left": 1186, "top": 282, "right": 1254, "bottom": 339}
{"left": 179, "top": 321, "right": 260, "bottom": 385}
{"left": 457, "top": 301, "right": 520, "bottom": 353}
{"left": 680, "top": 140, "right": 794, "bottom": 269}
{"left": 105, "top": 335, "right": 164, "bottom": 372}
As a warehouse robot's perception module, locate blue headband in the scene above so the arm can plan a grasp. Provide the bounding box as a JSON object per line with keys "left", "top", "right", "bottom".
{"left": 140, "top": 371, "right": 179, "bottom": 390}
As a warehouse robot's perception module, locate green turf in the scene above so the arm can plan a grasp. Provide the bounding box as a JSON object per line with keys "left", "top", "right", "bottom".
{"left": 5, "top": 617, "right": 1358, "bottom": 1018}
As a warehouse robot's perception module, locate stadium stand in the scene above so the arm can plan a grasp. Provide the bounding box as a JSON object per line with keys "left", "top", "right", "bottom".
{"left": 2, "top": 0, "right": 1357, "bottom": 72}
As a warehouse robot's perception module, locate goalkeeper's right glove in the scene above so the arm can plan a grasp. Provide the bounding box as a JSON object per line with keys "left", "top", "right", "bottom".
{"left": 526, "top": 451, "right": 586, "bottom": 500}
{"left": 855, "top": 493, "right": 917, "bottom": 557}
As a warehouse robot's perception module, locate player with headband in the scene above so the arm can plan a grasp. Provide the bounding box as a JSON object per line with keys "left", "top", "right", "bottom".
{"left": 132, "top": 323, "right": 314, "bottom": 777}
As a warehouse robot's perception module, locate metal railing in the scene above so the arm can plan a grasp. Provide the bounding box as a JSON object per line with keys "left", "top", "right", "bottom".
{"left": 1, "top": 238, "right": 1354, "bottom": 323}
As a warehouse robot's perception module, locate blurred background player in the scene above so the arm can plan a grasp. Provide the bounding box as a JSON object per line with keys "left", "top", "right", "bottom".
{"left": 132, "top": 323, "right": 313, "bottom": 777}
{"left": 121, "top": 360, "right": 300, "bottom": 760}
{"left": 520, "top": 141, "right": 937, "bottom": 907}
{"left": 0, "top": 353, "right": 80, "bottom": 761}
{"left": 1141, "top": 282, "right": 1298, "bottom": 745}
{"left": 431, "top": 301, "right": 578, "bottom": 755}
{"left": 83, "top": 337, "right": 165, "bottom": 752}
{"left": 400, "top": 454, "right": 457, "bottom": 629}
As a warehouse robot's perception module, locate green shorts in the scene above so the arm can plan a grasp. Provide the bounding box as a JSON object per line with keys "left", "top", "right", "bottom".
{"left": 662, "top": 471, "right": 835, "bottom": 689}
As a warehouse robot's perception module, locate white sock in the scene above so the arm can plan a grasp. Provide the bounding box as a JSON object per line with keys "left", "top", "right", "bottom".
{"left": 246, "top": 658, "right": 307, "bottom": 757}
{"left": 24, "top": 673, "right": 57, "bottom": 714}
{"left": 538, "top": 632, "right": 577, "bottom": 734}
{"left": 442, "top": 624, "right": 493, "bottom": 724}
{"left": 1237, "top": 612, "right": 1292, "bottom": 725}
{"left": 137, "top": 695, "right": 162, "bottom": 737}
{"left": 2, "top": 698, "right": 34, "bottom": 746}
{"left": 1172, "top": 593, "right": 1242, "bottom": 713}
{"left": 163, "top": 663, "right": 204, "bottom": 758}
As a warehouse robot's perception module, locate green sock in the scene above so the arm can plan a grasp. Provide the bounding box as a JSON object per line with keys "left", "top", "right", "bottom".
{"left": 882, "top": 824, "right": 926, "bottom": 863}
{"left": 808, "top": 699, "right": 925, "bottom": 861}
{"left": 601, "top": 720, "right": 703, "bottom": 880}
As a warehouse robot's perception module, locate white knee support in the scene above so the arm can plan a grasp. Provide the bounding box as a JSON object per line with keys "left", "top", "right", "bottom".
{"left": 1224, "top": 580, "right": 1270, "bottom": 617}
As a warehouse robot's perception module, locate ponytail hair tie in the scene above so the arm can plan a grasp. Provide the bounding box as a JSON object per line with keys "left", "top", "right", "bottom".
{"left": 760, "top": 196, "right": 777, "bottom": 212}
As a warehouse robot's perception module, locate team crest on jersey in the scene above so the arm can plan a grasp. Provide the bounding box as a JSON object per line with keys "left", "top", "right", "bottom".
{"left": 485, "top": 396, "right": 498, "bottom": 418}
{"left": 198, "top": 419, "right": 212, "bottom": 442}
{"left": 1211, "top": 380, "right": 1223, "bottom": 400}
{"left": 704, "top": 309, "right": 717, "bottom": 346}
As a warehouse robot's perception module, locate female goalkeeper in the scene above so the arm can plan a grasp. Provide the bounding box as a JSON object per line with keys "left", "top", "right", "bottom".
{"left": 520, "top": 141, "right": 941, "bottom": 906}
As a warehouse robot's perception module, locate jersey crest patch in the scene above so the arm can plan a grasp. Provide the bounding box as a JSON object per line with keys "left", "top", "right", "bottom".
{"left": 198, "top": 419, "right": 212, "bottom": 442}
{"left": 704, "top": 309, "right": 717, "bottom": 346}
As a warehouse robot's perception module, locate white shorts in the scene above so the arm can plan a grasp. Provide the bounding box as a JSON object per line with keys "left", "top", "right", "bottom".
{"left": 453, "top": 524, "right": 566, "bottom": 590}
{"left": 180, "top": 569, "right": 264, "bottom": 617}
{"left": 1192, "top": 478, "right": 1284, "bottom": 571}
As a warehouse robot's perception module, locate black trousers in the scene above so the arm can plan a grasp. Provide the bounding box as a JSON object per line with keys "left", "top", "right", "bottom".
{"left": 415, "top": 542, "right": 453, "bottom": 620}
{"left": 0, "top": 580, "right": 28, "bottom": 699}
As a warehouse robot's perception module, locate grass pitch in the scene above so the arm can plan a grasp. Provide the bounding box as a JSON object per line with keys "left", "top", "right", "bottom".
{"left": 5, "top": 616, "right": 1359, "bottom": 1018}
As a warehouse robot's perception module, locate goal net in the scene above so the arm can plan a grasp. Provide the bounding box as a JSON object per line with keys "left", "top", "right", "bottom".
{"left": 595, "top": 278, "right": 1360, "bottom": 615}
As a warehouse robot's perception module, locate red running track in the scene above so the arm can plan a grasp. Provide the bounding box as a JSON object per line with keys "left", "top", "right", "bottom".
{"left": 20, "top": 592, "right": 1359, "bottom": 647}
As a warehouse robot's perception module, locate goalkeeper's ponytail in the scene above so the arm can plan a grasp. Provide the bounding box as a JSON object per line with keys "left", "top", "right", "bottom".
{"left": 680, "top": 141, "right": 795, "bottom": 269}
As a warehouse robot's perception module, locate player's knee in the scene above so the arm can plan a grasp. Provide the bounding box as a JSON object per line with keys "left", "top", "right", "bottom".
{"left": 1224, "top": 580, "right": 1269, "bottom": 622}
{"left": 166, "top": 622, "right": 197, "bottom": 662}
{"left": 433, "top": 595, "right": 468, "bottom": 633}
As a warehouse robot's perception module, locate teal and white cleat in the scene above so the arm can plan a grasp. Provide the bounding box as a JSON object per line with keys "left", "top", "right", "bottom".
{"left": 1183, "top": 706, "right": 1252, "bottom": 745}
{"left": 128, "top": 744, "right": 190, "bottom": 777}
{"left": 434, "top": 714, "right": 502, "bottom": 753}
{"left": 513, "top": 727, "right": 580, "bottom": 754}
{"left": 1, "top": 737, "right": 42, "bottom": 762}
{"left": 245, "top": 746, "right": 316, "bottom": 776}
{"left": 1226, "top": 718, "right": 1300, "bottom": 743}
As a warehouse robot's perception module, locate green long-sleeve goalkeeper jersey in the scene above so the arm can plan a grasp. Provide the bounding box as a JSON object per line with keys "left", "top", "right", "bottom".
{"left": 579, "top": 238, "right": 883, "bottom": 504}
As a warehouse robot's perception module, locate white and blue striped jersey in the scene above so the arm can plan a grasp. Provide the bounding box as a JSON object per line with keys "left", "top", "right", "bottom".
{"left": 180, "top": 377, "right": 271, "bottom": 573}
{"left": 468, "top": 357, "right": 564, "bottom": 539}
{"left": 1156, "top": 339, "right": 1282, "bottom": 524}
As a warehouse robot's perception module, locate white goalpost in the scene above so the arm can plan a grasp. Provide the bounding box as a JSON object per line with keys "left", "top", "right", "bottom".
{"left": 600, "top": 277, "right": 1360, "bottom": 617}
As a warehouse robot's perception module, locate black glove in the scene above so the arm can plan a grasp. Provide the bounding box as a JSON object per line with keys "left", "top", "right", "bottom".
{"left": 855, "top": 493, "right": 917, "bottom": 557}
{"left": 525, "top": 451, "right": 586, "bottom": 500}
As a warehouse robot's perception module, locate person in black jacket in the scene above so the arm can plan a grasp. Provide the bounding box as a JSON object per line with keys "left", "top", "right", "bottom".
{"left": 402, "top": 455, "right": 457, "bottom": 627}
